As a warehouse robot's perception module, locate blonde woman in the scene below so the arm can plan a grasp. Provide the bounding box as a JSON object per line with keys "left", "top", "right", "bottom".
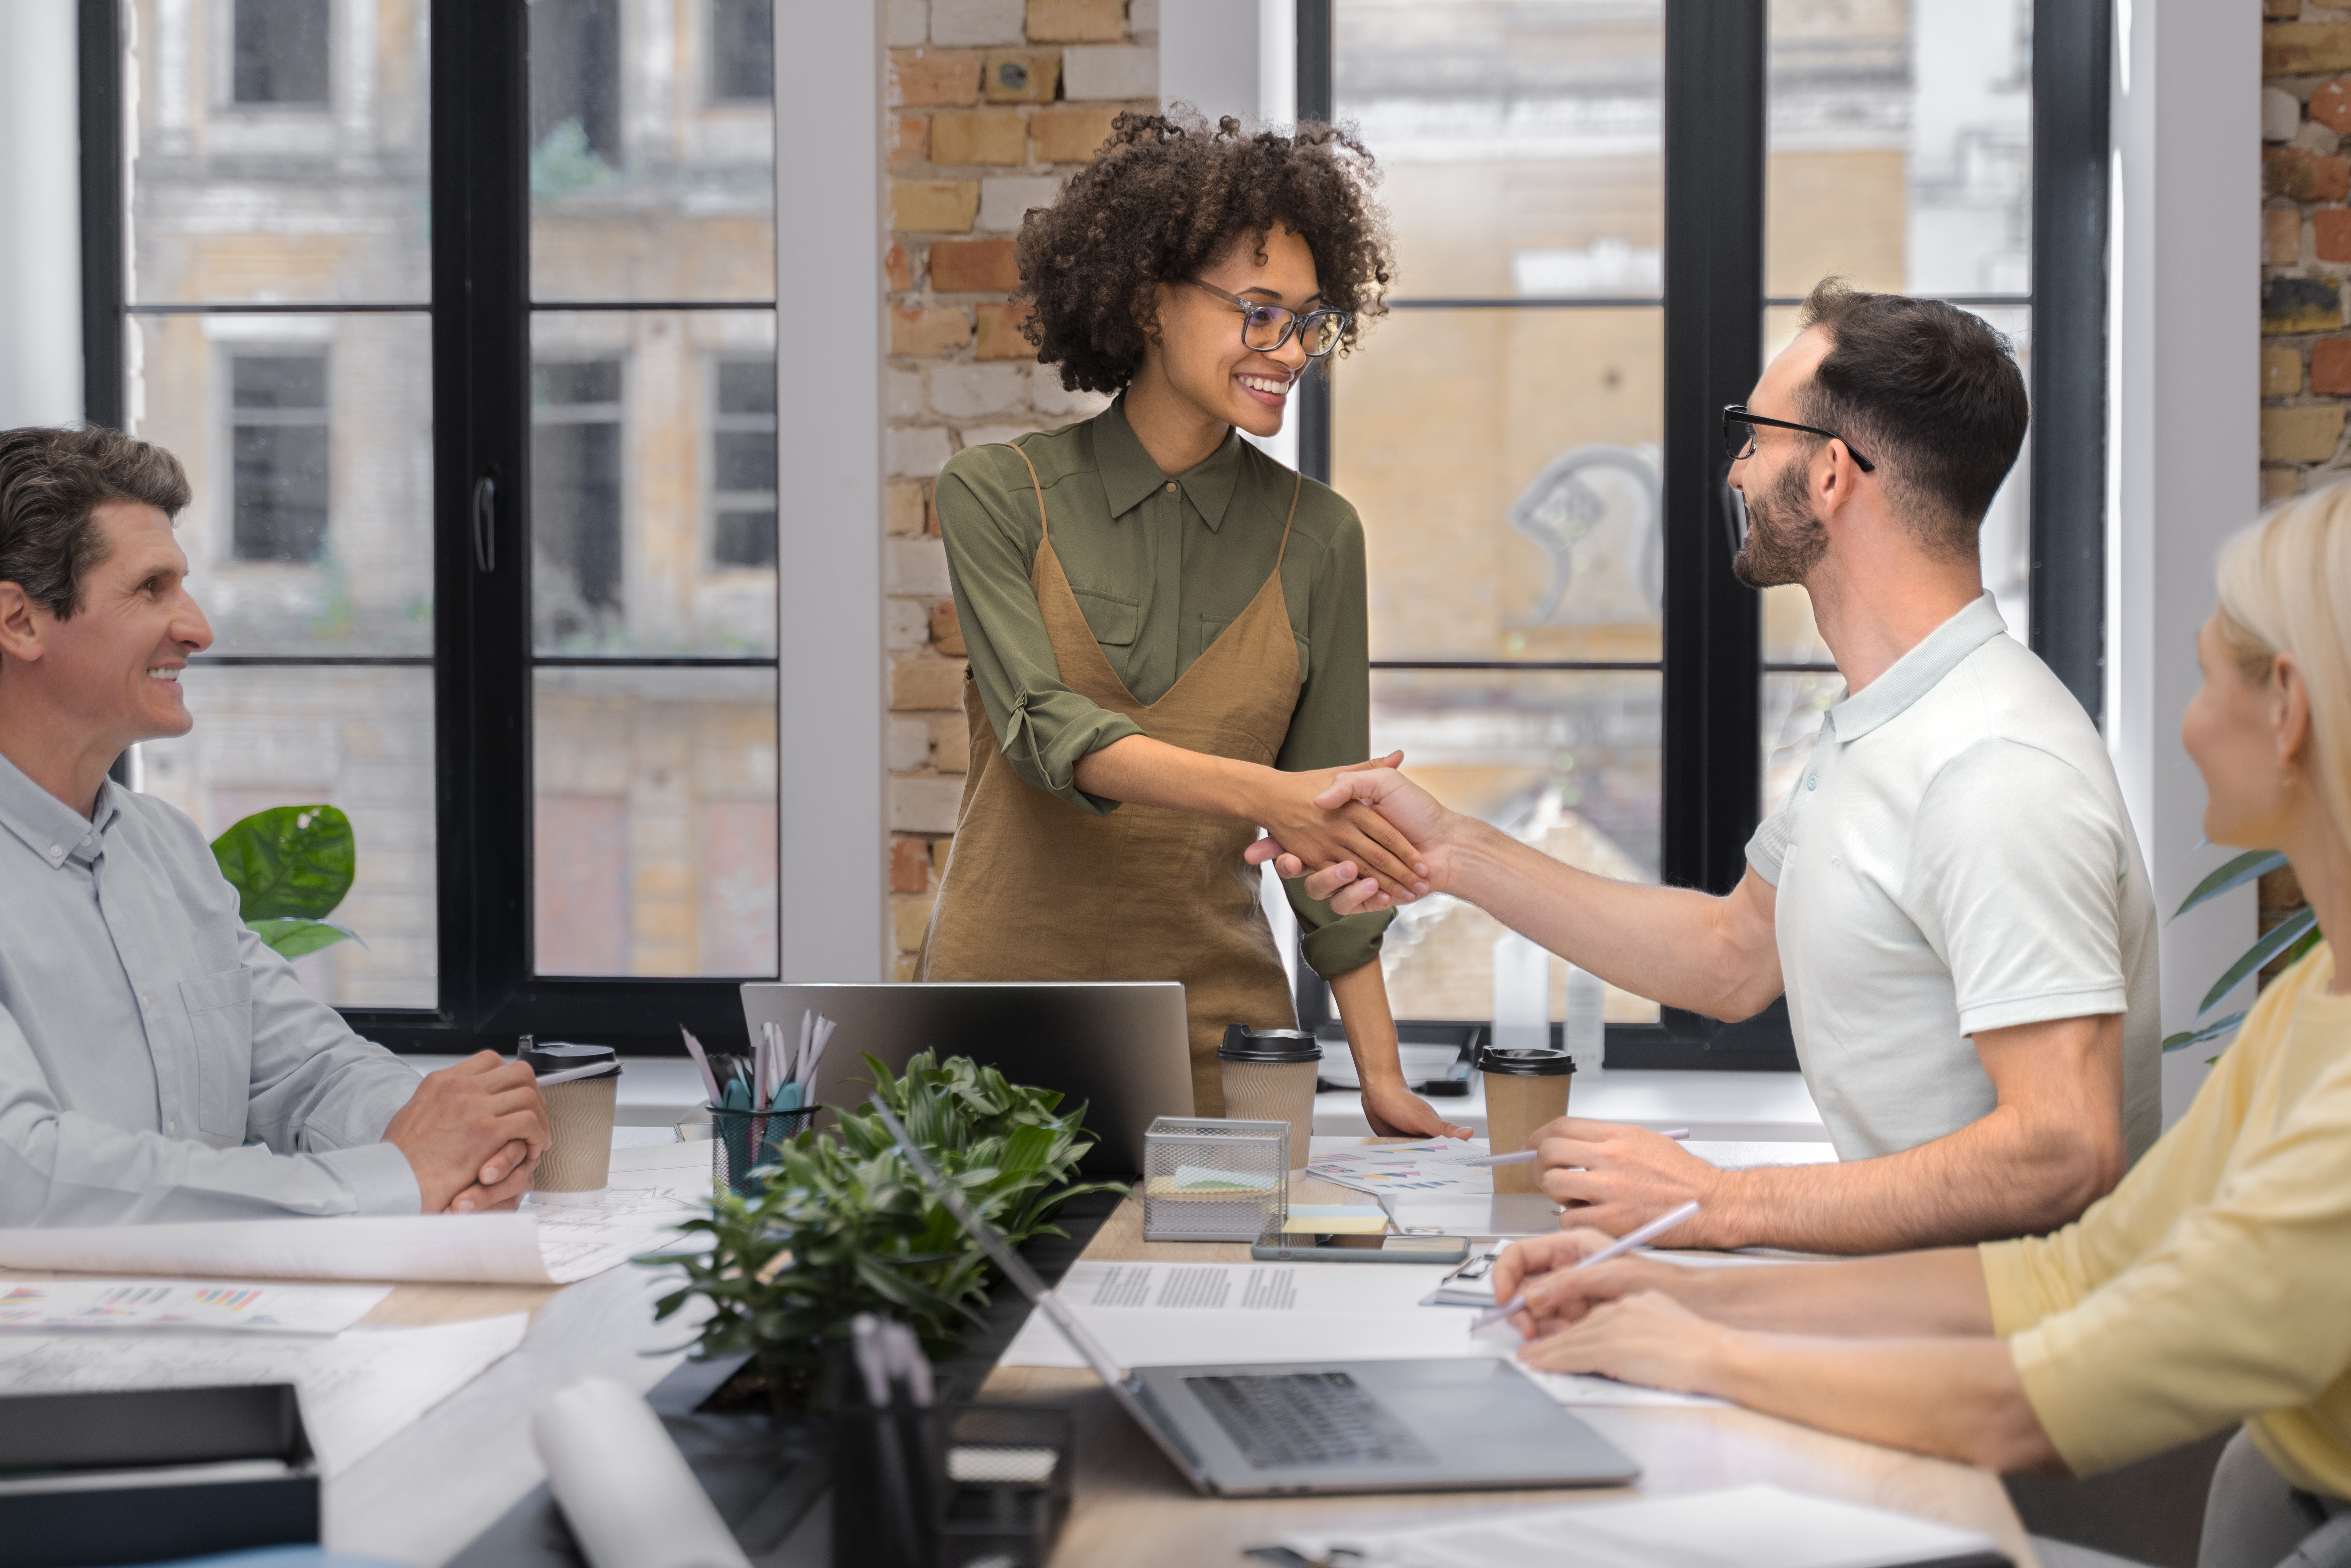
{"left": 1486, "top": 486, "right": 2351, "bottom": 1566}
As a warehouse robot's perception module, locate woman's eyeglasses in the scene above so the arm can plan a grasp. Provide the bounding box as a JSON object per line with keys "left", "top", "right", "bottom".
{"left": 1721, "top": 404, "right": 1876, "bottom": 472}
{"left": 1188, "top": 278, "right": 1352, "bottom": 359}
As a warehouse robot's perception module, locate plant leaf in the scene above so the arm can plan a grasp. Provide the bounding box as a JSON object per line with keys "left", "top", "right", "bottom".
{"left": 2198, "top": 906, "right": 2319, "bottom": 1019}
{"left": 248, "top": 916, "right": 364, "bottom": 959}
{"left": 211, "top": 805, "right": 356, "bottom": 920}
{"left": 2171, "top": 850, "right": 2289, "bottom": 921}
{"left": 2163, "top": 1011, "right": 2246, "bottom": 1053}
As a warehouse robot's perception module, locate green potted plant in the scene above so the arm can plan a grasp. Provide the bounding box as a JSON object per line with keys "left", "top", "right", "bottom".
{"left": 210, "top": 804, "right": 364, "bottom": 960}
{"left": 648, "top": 1051, "right": 1119, "bottom": 1415}
{"left": 2164, "top": 850, "right": 2320, "bottom": 1058}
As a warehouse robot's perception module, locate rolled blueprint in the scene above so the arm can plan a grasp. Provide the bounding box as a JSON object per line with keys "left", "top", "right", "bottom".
{"left": 532, "top": 1377, "right": 750, "bottom": 1568}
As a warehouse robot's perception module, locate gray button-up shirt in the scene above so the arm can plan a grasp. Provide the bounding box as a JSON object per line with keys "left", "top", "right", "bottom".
{"left": 0, "top": 752, "right": 423, "bottom": 1224}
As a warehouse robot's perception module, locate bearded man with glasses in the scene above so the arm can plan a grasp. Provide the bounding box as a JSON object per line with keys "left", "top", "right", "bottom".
{"left": 1253, "top": 279, "right": 2160, "bottom": 1255}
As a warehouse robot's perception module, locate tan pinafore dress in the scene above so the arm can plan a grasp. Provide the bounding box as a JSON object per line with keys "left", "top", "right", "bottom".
{"left": 919, "top": 442, "right": 1305, "bottom": 1116}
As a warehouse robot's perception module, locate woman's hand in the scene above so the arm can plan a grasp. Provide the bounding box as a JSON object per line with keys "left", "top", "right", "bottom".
{"left": 1249, "top": 751, "right": 1430, "bottom": 903}
{"left": 1488, "top": 1227, "right": 1684, "bottom": 1337}
{"left": 1360, "top": 1078, "right": 1473, "bottom": 1140}
{"left": 1247, "top": 765, "right": 1458, "bottom": 915}
{"left": 1516, "top": 1291, "right": 1733, "bottom": 1399}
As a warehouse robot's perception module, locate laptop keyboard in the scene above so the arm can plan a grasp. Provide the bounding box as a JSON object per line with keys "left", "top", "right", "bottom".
{"left": 1184, "top": 1371, "right": 1436, "bottom": 1469}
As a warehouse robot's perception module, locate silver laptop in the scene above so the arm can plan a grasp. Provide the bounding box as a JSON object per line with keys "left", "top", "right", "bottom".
{"left": 740, "top": 982, "right": 1192, "bottom": 1174}
{"left": 872, "top": 1096, "right": 1642, "bottom": 1497}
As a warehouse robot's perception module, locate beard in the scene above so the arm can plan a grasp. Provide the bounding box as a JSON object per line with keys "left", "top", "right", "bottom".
{"left": 1731, "top": 456, "right": 1830, "bottom": 589}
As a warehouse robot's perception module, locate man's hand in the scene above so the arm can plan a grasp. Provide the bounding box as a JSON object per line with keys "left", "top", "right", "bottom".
{"left": 443, "top": 1140, "right": 542, "bottom": 1214}
{"left": 1534, "top": 1118, "right": 1726, "bottom": 1244}
{"left": 1247, "top": 752, "right": 1431, "bottom": 904}
{"left": 1487, "top": 1226, "right": 1689, "bottom": 1337}
{"left": 381, "top": 1051, "right": 551, "bottom": 1215}
{"left": 1245, "top": 766, "right": 1456, "bottom": 915}
{"left": 1360, "top": 1078, "right": 1473, "bottom": 1140}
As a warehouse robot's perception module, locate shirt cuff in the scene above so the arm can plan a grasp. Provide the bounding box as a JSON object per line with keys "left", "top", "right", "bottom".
{"left": 1289, "top": 887, "right": 1395, "bottom": 980}
{"left": 319, "top": 1141, "right": 423, "bottom": 1215}
{"left": 1957, "top": 985, "right": 2129, "bottom": 1038}
{"left": 999, "top": 693, "right": 1142, "bottom": 816}
{"left": 1978, "top": 1237, "right": 2056, "bottom": 1337}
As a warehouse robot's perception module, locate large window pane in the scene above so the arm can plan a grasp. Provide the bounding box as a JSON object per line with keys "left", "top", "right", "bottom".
{"left": 1336, "top": 1, "right": 1663, "bottom": 300}
{"left": 528, "top": 0, "right": 776, "bottom": 302}
{"left": 140, "top": 666, "right": 438, "bottom": 1008}
{"left": 128, "top": 0, "right": 431, "bottom": 304}
{"left": 1333, "top": 308, "right": 1664, "bottom": 662}
{"left": 129, "top": 312, "right": 434, "bottom": 657}
{"left": 1369, "top": 670, "right": 1661, "bottom": 1026}
{"left": 533, "top": 668, "right": 779, "bottom": 978}
{"left": 530, "top": 312, "right": 777, "bottom": 655}
{"left": 1766, "top": 0, "right": 2031, "bottom": 299}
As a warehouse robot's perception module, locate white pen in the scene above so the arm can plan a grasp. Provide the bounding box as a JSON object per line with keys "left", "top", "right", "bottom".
{"left": 1466, "top": 1128, "right": 1689, "bottom": 1167}
{"left": 532, "top": 1061, "right": 620, "bottom": 1088}
{"left": 1471, "top": 1198, "right": 1703, "bottom": 1330}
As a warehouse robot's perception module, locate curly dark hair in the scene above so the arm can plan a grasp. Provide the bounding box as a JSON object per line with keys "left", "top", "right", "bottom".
{"left": 1015, "top": 110, "right": 1395, "bottom": 394}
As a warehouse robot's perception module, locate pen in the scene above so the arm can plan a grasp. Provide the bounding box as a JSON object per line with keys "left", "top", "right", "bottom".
{"left": 1466, "top": 1128, "right": 1689, "bottom": 1167}
{"left": 532, "top": 1061, "right": 620, "bottom": 1088}
{"left": 1471, "top": 1199, "right": 1702, "bottom": 1330}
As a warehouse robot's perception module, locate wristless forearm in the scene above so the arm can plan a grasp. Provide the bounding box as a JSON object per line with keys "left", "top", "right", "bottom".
{"left": 1073, "top": 735, "right": 1267, "bottom": 820}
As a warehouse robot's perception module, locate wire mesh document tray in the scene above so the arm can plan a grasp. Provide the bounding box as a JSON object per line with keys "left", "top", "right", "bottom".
{"left": 1142, "top": 1117, "right": 1289, "bottom": 1242}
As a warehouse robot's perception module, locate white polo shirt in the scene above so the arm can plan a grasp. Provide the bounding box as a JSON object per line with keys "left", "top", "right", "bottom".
{"left": 1747, "top": 595, "right": 2160, "bottom": 1163}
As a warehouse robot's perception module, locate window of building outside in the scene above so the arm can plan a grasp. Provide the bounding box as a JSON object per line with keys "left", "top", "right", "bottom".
{"left": 1327, "top": 0, "right": 2035, "bottom": 1055}
{"left": 112, "top": 0, "right": 781, "bottom": 1035}
{"left": 709, "top": 0, "right": 775, "bottom": 106}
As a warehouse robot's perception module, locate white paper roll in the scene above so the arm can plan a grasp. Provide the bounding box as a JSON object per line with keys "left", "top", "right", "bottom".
{"left": 532, "top": 1377, "right": 752, "bottom": 1568}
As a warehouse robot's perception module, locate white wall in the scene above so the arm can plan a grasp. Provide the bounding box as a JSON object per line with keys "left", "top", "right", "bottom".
{"left": 0, "top": 0, "right": 83, "bottom": 429}
{"left": 777, "top": 0, "right": 885, "bottom": 980}
{"left": 2107, "top": 0, "right": 2262, "bottom": 1124}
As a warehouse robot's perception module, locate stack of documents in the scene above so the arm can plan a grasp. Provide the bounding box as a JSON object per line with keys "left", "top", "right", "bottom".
{"left": 0, "top": 1280, "right": 388, "bottom": 1334}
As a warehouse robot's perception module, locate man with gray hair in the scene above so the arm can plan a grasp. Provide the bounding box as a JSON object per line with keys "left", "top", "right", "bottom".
{"left": 0, "top": 425, "right": 547, "bottom": 1225}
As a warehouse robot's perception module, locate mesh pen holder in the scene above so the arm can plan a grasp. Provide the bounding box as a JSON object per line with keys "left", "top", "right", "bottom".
{"left": 1141, "top": 1117, "right": 1288, "bottom": 1242}
{"left": 932, "top": 1404, "right": 1073, "bottom": 1568}
{"left": 708, "top": 1106, "right": 819, "bottom": 1198}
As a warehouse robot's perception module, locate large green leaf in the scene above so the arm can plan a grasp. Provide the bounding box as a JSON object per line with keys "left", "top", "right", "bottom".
{"left": 2197, "top": 905, "right": 2320, "bottom": 1019}
{"left": 248, "top": 917, "right": 364, "bottom": 960}
{"left": 2171, "top": 850, "right": 2290, "bottom": 922}
{"left": 211, "top": 805, "right": 356, "bottom": 921}
{"left": 2163, "top": 1011, "right": 2246, "bottom": 1053}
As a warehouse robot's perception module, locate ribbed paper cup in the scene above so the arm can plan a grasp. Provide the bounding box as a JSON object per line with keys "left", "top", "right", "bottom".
{"left": 526, "top": 1043, "right": 622, "bottom": 1204}
{"left": 1477, "top": 1045, "right": 1573, "bottom": 1195}
{"left": 1216, "top": 1026, "right": 1320, "bottom": 1171}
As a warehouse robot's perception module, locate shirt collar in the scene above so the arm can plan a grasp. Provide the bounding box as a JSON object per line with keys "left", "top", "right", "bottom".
{"left": 0, "top": 749, "right": 115, "bottom": 870}
{"left": 1823, "top": 594, "right": 2009, "bottom": 744}
{"left": 1093, "top": 397, "right": 1247, "bottom": 532}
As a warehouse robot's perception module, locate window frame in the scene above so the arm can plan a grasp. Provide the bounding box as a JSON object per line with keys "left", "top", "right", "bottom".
{"left": 80, "top": 0, "right": 780, "bottom": 1054}
{"left": 1293, "top": 0, "right": 2109, "bottom": 1069}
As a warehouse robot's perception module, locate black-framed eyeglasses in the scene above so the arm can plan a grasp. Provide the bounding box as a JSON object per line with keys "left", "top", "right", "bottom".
{"left": 1721, "top": 404, "right": 1875, "bottom": 472}
{"left": 1188, "top": 278, "right": 1352, "bottom": 358}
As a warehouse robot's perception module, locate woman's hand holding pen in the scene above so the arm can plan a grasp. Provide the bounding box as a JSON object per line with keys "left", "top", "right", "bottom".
{"left": 1250, "top": 750, "right": 1431, "bottom": 903}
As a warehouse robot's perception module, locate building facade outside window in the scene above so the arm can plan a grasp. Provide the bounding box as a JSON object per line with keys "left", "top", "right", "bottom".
{"left": 231, "top": 0, "right": 330, "bottom": 106}
{"left": 709, "top": 356, "right": 778, "bottom": 571}
{"left": 228, "top": 351, "right": 331, "bottom": 564}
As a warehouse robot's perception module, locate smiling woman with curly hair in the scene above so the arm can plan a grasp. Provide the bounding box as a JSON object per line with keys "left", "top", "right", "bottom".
{"left": 918, "top": 111, "right": 1467, "bottom": 1140}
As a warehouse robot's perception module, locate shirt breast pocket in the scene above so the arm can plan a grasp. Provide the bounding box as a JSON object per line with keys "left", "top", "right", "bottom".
{"left": 179, "top": 966, "right": 255, "bottom": 1139}
{"left": 1069, "top": 586, "right": 1138, "bottom": 647}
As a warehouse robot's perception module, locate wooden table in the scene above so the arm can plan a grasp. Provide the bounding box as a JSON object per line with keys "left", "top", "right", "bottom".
{"left": 976, "top": 1189, "right": 2043, "bottom": 1568}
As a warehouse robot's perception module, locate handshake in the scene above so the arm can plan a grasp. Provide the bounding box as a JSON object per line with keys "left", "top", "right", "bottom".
{"left": 1242, "top": 752, "right": 1460, "bottom": 913}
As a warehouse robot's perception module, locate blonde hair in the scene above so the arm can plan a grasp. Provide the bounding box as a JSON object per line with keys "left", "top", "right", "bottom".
{"left": 2215, "top": 483, "right": 2351, "bottom": 848}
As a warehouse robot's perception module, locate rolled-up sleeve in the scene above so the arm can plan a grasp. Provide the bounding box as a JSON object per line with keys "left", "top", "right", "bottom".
{"left": 1271, "top": 500, "right": 1394, "bottom": 979}
{"left": 936, "top": 448, "right": 1142, "bottom": 815}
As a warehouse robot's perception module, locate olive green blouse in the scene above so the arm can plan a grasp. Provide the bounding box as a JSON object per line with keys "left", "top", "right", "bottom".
{"left": 934, "top": 399, "right": 1395, "bottom": 980}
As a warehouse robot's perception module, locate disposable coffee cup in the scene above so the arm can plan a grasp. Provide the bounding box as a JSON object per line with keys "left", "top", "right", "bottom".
{"left": 527, "top": 1042, "right": 621, "bottom": 1205}
{"left": 1477, "top": 1044, "right": 1574, "bottom": 1194}
{"left": 1217, "top": 1025, "right": 1320, "bottom": 1171}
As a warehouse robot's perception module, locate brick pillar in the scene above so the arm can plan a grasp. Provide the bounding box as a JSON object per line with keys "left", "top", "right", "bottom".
{"left": 880, "top": 1, "right": 1156, "bottom": 978}
{"left": 2261, "top": 10, "right": 2351, "bottom": 499}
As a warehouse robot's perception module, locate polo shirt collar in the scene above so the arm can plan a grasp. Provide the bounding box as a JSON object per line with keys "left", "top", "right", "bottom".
{"left": 0, "top": 748, "right": 115, "bottom": 870}
{"left": 1824, "top": 594, "right": 2008, "bottom": 743}
{"left": 1094, "top": 397, "right": 1246, "bottom": 532}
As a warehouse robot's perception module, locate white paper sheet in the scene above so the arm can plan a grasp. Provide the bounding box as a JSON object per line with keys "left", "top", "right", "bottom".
{"left": 999, "top": 1300, "right": 1493, "bottom": 1370}
{"left": 1058, "top": 1259, "right": 1453, "bottom": 1314}
{"left": 0, "top": 1279, "right": 389, "bottom": 1334}
{"left": 0, "top": 1186, "right": 706, "bottom": 1286}
{"left": 0, "top": 1313, "right": 528, "bottom": 1477}
{"left": 1307, "top": 1138, "right": 1497, "bottom": 1198}
{"left": 1275, "top": 1483, "right": 1997, "bottom": 1568}
{"left": 1520, "top": 1369, "right": 1726, "bottom": 1410}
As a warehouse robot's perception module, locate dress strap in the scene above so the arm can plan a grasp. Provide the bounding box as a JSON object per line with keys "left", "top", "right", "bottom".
{"left": 1275, "top": 470, "right": 1301, "bottom": 570}
{"left": 1004, "top": 441, "right": 1049, "bottom": 544}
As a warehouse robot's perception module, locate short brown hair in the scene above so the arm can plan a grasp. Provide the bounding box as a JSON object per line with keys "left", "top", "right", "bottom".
{"left": 1015, "top": 110, "right": 1394, "bottom": 395}
{"left": 1796, "top": 280, "right": 2030, "bottom": 558}
{"left": 0, "top": 426, "right": 190, "bottom": 619}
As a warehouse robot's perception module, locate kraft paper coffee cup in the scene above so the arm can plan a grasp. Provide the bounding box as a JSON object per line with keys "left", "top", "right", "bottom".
{"left": 528, "top": 1043, "right": 621, "bottom": 1204}
{"left": 1217, "top": 1025, "right": 1320, "bottom": 1171}
{"left": 1477, "top": 1045, "right": 1574, "bottom": 1195}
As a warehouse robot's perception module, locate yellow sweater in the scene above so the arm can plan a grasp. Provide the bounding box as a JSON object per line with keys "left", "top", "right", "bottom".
{"left": 1983, "top": 941, "right": 2351, "bottom": 1494}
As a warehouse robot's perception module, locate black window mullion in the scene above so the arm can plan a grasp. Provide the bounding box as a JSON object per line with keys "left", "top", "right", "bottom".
{"left": 77, "top": 0, "right": 125, "bottom": 434}
{"left": 2028, "top": 0, "right": 2110, "bottom": 723}
{"left": 1289, "top": 0, "right": 1338, "bottom": 1034}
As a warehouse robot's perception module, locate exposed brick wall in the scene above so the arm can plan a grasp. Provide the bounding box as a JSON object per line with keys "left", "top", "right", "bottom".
{"left": 880, "top": 0, "right": 1156, "bottom": 977}
{"left": 2261, "top": 8, "right": 2351, "bottom": 500}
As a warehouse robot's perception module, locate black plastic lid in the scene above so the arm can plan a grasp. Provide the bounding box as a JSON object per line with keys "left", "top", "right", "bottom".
{"left": 1217, "top": 1024, "right": 1321, "bottom": 1064}
{"left": 1474, "top": 1045, "right": 1575, "bottom": 1077}
{"left": 525, "top": 1041, "right": 621, "bottom": 1079}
